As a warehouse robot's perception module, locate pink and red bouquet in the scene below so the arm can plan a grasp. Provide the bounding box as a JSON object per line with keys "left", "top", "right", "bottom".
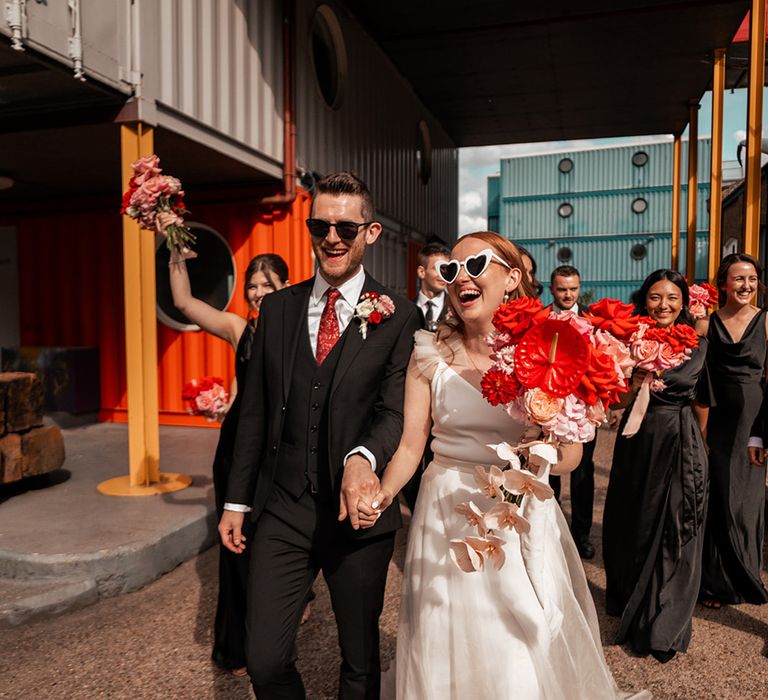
{"left": 182, "top": 376, "right": 229, "bottom": 422}
{"left": 481, "top": 297, "right": 633, "bottom": 445}
{"left": 121, "top": 155, "right": 196, "bottom": 252}
{"left": 688, "top": 281, "right": 718, "bottom": 319}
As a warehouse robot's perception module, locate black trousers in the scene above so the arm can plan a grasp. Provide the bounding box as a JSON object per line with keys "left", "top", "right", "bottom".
{"left": 245, "top": 485, "right": 395, "bottom": 700}
{"left": 549, "top": 435, "right": 597, "bottom": 540}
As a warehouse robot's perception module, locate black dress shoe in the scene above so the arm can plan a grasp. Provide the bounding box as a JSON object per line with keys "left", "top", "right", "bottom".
{"left": 651, "top": 649, "right": 676, "bottom": 664}
{"left": 575, "top": 537, "right": 595, "bottom": 560}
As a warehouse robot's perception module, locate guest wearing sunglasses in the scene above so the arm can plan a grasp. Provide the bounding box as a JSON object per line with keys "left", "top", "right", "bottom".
{"left": 356, "top": 232, "right": 638, "bottom": 699}
{"left": 219, "top": 171, "right": 421, "bottom": 698}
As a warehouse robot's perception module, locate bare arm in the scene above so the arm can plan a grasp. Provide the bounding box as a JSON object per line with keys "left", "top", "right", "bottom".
{"left": 550, "top": 441, "right": 583, "bottom": 475}
{"left": 692, "top": 400, "right": 708, "bottom": 441}
{"left": 358, "top": 356, "right": 432, "bottom": 523}
{"left": 169, "top": 254, "right": 246, "bottom": 349}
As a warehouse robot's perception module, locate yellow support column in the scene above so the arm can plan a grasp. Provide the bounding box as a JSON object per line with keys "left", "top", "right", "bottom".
{"left": 671, "top": 134, "right": 682, "bottom": 270}
{"left": 98, "top": 123, "right": 191, "bottom": 496}
{"left": 708, "top": 49, "right": 726, "bottom": 282}
{"left": 686, "top": 103, "right": 699, "bottom": 280}
{"left": 744, "top": 0, "right": 766, "bottom": 259}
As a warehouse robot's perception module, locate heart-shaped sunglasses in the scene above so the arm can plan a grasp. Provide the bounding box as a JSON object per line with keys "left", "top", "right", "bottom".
{"left": 434, "top": 248, "right": 512, "bottom": 284}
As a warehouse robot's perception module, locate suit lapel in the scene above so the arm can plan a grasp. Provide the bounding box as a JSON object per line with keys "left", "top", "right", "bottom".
{"left": 282, "top": 282, "right": 312, "bottom": 401}
{"left": 330, "top": 273, "right": 383, "bottom": 396}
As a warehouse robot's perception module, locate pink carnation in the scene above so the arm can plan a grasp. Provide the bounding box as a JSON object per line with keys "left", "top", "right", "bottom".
{"left": 195, "top": 391, "right": 214, "bottom": 413}
{"left": 131, "top": 155, "right": 162, "bottom": 185}
{"left": 542, "top": 394, "right": 596, "bottom": 443}
{"left": 376, "top": 295, "right": 395, "bottom": 316}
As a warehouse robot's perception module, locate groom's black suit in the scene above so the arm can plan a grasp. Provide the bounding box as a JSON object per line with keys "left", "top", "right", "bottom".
{"left": 227, "top": 272, "right": 420, "bottom": 699}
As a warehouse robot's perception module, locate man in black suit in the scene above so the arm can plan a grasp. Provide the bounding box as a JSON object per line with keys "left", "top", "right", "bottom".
{"left": 413, "top": 242, "right": 451, "bottom": 332}
{"left": 548, "top": 264, "right": 597, "bottom": 560}
{"left": 218, "top": 172, "right": 421, "bottom": 699}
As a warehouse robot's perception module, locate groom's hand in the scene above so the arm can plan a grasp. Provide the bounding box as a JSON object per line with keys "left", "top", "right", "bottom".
{"left": 339, "top": 454, "right": 380, "bottom": 530}
{"left": 218, "top": 510, "right": 246, "bottom": 553}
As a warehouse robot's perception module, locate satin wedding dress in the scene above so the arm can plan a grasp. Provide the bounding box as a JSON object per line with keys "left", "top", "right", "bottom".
{"left": 391, "top": 330, "right": 648, "bottom": 700}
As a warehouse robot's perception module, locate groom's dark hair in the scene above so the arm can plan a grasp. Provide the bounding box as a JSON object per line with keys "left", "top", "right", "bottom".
{"left": 312, "top": 171, "right": 375, "bottom": 221}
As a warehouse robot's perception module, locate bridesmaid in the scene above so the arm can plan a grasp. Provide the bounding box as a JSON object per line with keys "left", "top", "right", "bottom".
{"left": 700, "top": 253, "right": 768, "bottom": 608}
{"left": 170, "top": 250, "right": 290, "bottom": 675}
{"left": 603, "top": 269, "right": 710, "bottom": 663}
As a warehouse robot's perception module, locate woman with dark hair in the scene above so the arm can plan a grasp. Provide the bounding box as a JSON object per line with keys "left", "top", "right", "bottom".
{"left": 169, "top": 250, "right": 290, "bottom": 675}
{"left": 700, "top": 253, "right": 768, "bottom": 609}
{"left": 515, "top": 243, "right": 544, "bottom": 298}
{"left": 357, "top": 232, "right": 644, "bottom": 698}
{"left": 603, "top": 269, "right": 710, "bottom": 663}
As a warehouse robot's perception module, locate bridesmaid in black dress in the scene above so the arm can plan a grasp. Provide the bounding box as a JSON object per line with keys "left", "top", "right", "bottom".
{"left": 170, "top": 250, "right": 290, "bottom": 675}
{"left": 700, "top": 253, "right": 768, "bottom": 608}
{"left": 603, "top": 269, "right": 710, "bottom": 664}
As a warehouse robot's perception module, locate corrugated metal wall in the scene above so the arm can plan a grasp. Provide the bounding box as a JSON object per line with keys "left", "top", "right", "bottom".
{"left": 142, "top": 0, "right": 284, "bottom": 169}
{"left": 487, "top": 175, "right": 500, "bottom": 233}
{"left": 294, "top": 0, "right": 458, "bottom": 241}
{"left": 14, "top": 194, "right": 314, "bottom": 427}
{"left": 500, "top": 139, "right": 711, "bottom": 198}
{"left": 502, "top": 185, "right": 710, "bottom": 239}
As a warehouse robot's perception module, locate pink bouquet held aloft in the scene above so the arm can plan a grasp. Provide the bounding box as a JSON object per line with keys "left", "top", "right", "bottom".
{"left": 182, "top": 376, "right": 229, "bottom": 422}
{"left": 687, "top": 281, "right": 718, "bottom": 320}
{"left": 121, "top": 155, "right": 196, "bottom": 253}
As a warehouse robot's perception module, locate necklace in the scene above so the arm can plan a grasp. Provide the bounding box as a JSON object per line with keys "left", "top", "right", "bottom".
{"left": 464, "top": 343, "right": 490, "bottom": 375}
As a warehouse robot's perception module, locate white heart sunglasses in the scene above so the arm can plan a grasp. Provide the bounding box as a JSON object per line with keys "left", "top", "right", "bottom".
{"left": 434, "top": 248, "right": 512, "bottom": 285}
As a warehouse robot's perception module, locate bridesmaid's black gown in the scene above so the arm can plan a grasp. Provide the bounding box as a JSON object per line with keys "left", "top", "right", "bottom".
{"left": 211, "top": 322, "right": 255, "bottom": 670}
{"left": 701, "top": 310, "right": 768, "bottom": 605}
{"left": 603, "top": 339, "right": 709, "bottom": 656}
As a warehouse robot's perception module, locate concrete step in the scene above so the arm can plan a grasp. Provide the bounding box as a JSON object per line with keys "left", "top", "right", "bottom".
{"left": 0, "top": 576, "right": 98, "bottom": 628}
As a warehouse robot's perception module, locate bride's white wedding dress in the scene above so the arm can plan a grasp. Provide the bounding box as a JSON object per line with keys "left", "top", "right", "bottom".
{"left": 392, "top": 330, "right": 648, "bottom": 700}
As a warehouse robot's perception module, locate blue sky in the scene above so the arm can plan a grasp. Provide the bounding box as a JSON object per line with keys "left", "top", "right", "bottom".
{"left": 458, "top": 87, "right": 768, "bottom": 234}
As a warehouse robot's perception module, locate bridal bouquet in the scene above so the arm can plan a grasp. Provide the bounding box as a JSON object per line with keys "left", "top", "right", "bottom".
{"left": 182, "top": 376, "right": 229, "bottom": 422}
{"left": 450, "top": 297, "right": 635, "bottom": 573}
{"left": 121, "top": 155, "right": 196, "bottom": 252}
{"left": 481, "top": 297, "right": 633, "bottom": 444}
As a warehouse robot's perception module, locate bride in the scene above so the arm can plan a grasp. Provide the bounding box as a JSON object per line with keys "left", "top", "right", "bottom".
{"left": 357, "top": 232, "right": 647, "bottom": 699}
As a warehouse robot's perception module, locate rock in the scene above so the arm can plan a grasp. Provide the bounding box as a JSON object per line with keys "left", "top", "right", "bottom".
{"left": 0, "top": 433, "right": 22, "bottom": 483}
{"left": 21, "top": 426, "right": 65, "bottom": 478}
{"left": 0, "top": 373, "right": 44, "bottom": 433}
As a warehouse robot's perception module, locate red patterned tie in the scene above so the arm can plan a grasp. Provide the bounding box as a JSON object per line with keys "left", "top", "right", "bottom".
{"left": 316, "top": 288, "right": 342, "bottom": 365}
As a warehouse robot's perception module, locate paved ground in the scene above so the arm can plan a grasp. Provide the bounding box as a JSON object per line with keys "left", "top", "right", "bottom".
{"left": 2, "top": 428, "right": 768, "bottom": 699}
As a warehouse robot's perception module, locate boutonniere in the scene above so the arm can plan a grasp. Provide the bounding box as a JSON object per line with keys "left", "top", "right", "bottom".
{"left": 353, "top": 292, "right": 395, "bottom": 339}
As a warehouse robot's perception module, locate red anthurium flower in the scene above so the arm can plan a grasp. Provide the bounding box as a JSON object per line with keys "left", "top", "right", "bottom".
{"left": 514, "top": 319, "right": 590, "bottom": 397}
{"left": 481, "top": 368, "right": 522, "bottom": 406}
{"left": 492, "top": 297, "right": 547, "bottom": 343}
{"left": 584, "top": 298, "right": 641, "bottom": 342}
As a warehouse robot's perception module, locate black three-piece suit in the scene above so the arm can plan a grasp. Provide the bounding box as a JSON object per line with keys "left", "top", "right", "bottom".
{"left": 226, "top": 271, "right": 420, "bottom": 699}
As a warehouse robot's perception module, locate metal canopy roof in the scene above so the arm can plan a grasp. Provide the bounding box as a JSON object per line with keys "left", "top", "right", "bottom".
{"left": 343, "top": 1, "right": 751, "bottom": 146}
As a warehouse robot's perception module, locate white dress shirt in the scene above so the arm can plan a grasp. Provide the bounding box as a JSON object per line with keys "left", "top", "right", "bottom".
{"left": 416, "top": 290, "right": 445, "bottom": 323}
{"left": 224, "top": 266, "right": 375, "bottom": 513}
{"left": 553, "top": 303, "right": 579, "bottom": 315}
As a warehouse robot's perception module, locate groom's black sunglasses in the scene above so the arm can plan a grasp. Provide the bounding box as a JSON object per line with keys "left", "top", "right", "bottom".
{"left": 305, "top": 218, "right": 373, "bottom": 241}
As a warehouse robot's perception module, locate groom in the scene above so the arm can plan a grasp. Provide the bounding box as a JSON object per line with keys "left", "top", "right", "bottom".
{"left": 219, "top": 171, "right": 421, "bottom": 699}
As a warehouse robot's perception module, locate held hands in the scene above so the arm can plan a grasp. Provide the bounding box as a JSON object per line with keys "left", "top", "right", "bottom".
{"left": 338, "top": 454, "right": 382, "bottom": 530}
{"left": 356, "top": 487, "right": 395, "bottom": 529}
{"left": 630, "top": 368, "right": 650, "bottom": 393}
{"left": 218, "top": 510, "right": 247, "bottom": 554}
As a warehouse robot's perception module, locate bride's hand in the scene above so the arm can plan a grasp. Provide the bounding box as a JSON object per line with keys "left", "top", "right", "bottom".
{"left": 355, "top": 487, "right": 395, "bottom": 529}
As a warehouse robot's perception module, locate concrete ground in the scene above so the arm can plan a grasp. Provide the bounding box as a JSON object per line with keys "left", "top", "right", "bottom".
{"left": 1, "top": 426, "right": 768, "bottom": 699}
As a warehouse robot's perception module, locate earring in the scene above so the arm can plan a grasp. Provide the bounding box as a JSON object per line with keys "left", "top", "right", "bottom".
{"left": 502, "top": 291, "right": 510, "bottom": 304}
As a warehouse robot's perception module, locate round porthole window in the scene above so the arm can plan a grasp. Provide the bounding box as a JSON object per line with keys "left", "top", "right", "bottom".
{"left": 557, "top": 246, "right": 573, "bottom": 263}
{"left": 630, "top": 243, "right": 648, "bottom": 261}
{"left": 558, "top": 157, "right": 574, "bottom": 174}
{"left": 416, "top": 120, "right": 432, "bottom": 185}
{"left": 631, "top": 197, "right": 648, "bottom": 214}
{"left": 310, "top": 5, "right": 348, "bottom": 109}
{"left": 155, "top": 223, "right": 236, "bottom": 331}
{"left": 632, "top": 151, "right": 649, "bottom": 167}
{"left": 558, "top": 203, "right": 574, "bottom": 218}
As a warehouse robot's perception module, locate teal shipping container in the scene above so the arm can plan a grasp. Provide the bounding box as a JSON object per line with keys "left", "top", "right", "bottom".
{"left": 487, "top": 138, "right": 711, "bottom": 306}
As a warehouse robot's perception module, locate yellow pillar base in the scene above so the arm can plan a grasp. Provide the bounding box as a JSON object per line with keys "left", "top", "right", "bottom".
{"left": 97, "top": 473, "right": 192, "bottom": 496}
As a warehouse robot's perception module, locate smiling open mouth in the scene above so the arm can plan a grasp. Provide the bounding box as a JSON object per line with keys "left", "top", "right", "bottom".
{"left": 458, "top": 288, "right": 481, "bottom": 303}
